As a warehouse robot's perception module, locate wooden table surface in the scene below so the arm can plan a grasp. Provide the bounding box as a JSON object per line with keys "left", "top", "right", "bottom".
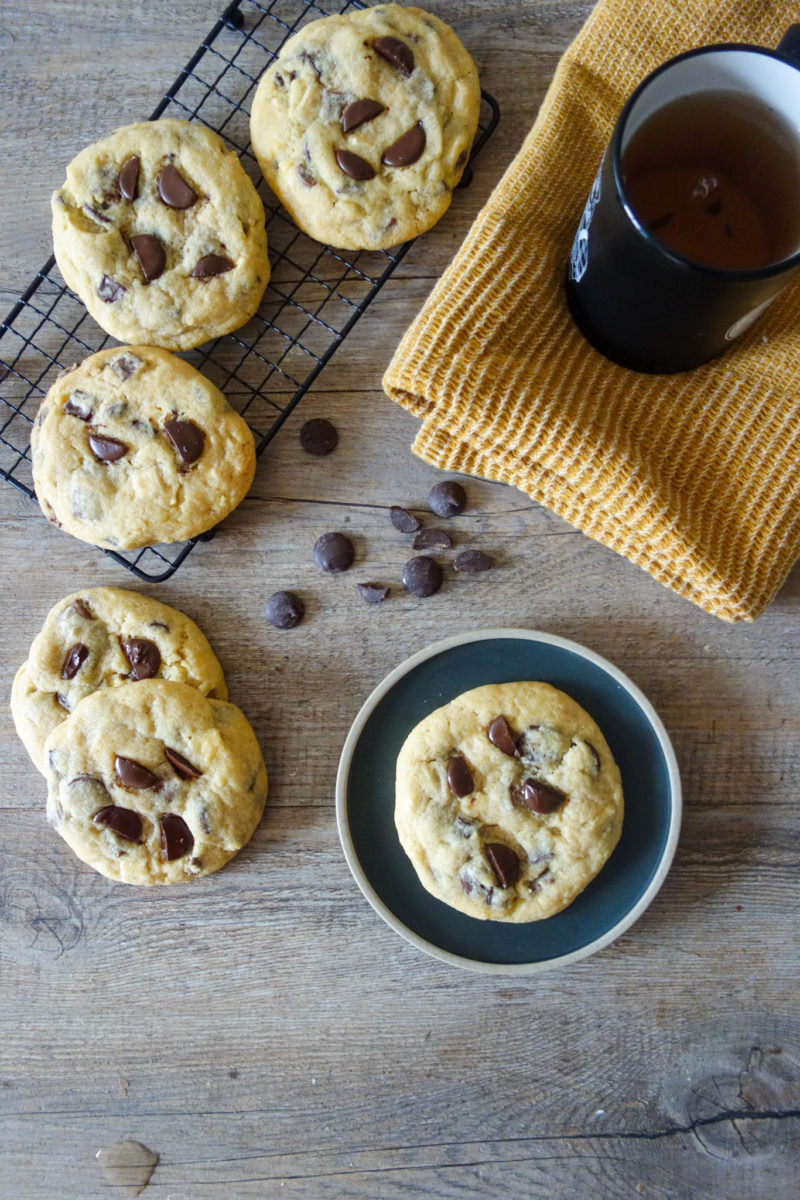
{"left": 1, "top": 2, "right": 798, "bottom": 1197}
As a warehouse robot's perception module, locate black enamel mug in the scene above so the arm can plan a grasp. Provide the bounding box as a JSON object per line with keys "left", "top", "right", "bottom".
{"left": 565, "top": 27, "right": 800, "bottom": 373}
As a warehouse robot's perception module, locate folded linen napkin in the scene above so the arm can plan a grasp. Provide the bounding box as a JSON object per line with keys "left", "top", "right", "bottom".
{"left": 382, "top": 0, "right": 799, "bottom": 622}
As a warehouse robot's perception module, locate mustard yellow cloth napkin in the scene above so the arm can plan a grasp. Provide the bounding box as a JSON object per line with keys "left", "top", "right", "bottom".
{"left": 383, "top": 0, "right": 799, "bottom": 622}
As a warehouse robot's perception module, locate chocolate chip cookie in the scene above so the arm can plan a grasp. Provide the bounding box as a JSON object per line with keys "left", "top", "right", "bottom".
{"left": 395, "top": 682, "right": 624, "bottom": 922}
{"left": 52, "top": 118, "right": 269, "bottom": 349}
{"left": 45, "top": 679, "right": 267, "bottom": 884}
{"left": 31, "top": 346, "right": 256, "bottom": 549}
{"left": 11, "top": 587, "right": 227, "bottom": 775}
{"left": 250, "top": 4, "right": 481, "bottom": 249}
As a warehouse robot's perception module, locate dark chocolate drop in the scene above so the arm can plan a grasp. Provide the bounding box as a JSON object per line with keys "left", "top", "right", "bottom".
{"left": 114, "top": 756, "right": 161, "bottom": 790}
{"left": 341, "top": 98, "right": 386, "bottom": 133}
{"left": 118, "top": 156, "right": 141, "bottom": 201}
{"left": 164, "top": 418, "right": 205, "bottom": 464}
{"left": 88, "top": 433, "right": 129, "bottom": 462}
{"left": 122, "top": 637, "right": 161, "bottom": 680}
{"left": 485, "top": 842, "right": 520, "bottom": 888}
{"left": 157, "top": 164, "right": 198, "bottom": 209}
{"left": 61, "top": 643, "right": 88, "bottom": 680}
{"left": 335, "top": 149, "right": 376, "bottom": 181}
{"left": 191, "top": 254, "right": 234, "bottom": 279}
{"left": 370, "top": 36, "right": 414, "bottom": 76}
{"left": 160, "top": 813, "right": 194, "bottom": 860}
{"left": 164, "top": 746, "right": 203, "bottom": 780}
{"left": 382, "top": 122, "right": 426, "bottom": 168}
{"left": 131, "top": 234, "right": 166, "bottom": 282}
{"left": 93, "top": 804, "right": 143, "bottom": 842}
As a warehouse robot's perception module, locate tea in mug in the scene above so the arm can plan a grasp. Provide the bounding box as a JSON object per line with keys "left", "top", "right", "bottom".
{"left": 621, "top": 90, "right": 800, "bottom": 270}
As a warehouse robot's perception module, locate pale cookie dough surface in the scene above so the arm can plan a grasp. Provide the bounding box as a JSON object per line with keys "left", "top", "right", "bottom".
{"left": 395, "top": 682, "right": 624, "bottom": 922}
{"left": 250, "top": 4, "right": 481, "bottom": 249}
{"left": 45, "top": 679, "right": 268, "bottom": 885}
{"left": 11, "top": 587, "right": 227, "bottom": 775}
{"left": 31, "top": 345, "right": 256, "bottom": 549}
{"left": 52, "top": 118, "right": 269, "bottom": 350}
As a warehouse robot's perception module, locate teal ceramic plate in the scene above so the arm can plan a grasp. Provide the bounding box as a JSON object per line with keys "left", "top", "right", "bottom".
{"left": 336, "top": 629, "right": 681, "bottom": 974}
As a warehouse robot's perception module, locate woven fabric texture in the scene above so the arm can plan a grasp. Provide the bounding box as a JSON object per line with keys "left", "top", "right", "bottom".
{"left": 382, "top": 0, "right": 799, "bottom": 622}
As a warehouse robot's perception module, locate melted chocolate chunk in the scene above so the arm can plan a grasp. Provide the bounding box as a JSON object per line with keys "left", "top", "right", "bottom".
{"left": 65, "top": 391, "right": 94, "bottom": 421}
{"left": 157, "top": 164, "right": 198, "bottom": 209}
{"left": 341, "top": 98, "right": 386, "bottom": 133}
{"left": 299, "top": 417, "right": 338, "bottom": 456}
{"left": 428, "top": 480, "right": 466, "bottom": 517}
{"left": 382, "top": 122, "right": 426, "bottom": 168}
{"left": 412, "top": 527, "right": 452, "bottom": 551}
{"left": 164, "top": 418, "right": 205, "bottom": 464}
{"left": 488, "top": 715, "right": 518, "bottom": 757}
{"left": 61, "top": 642, "right": 88, "bottom": 680}
{"left": 335, "top": 148, "right": 376, "bottom": 181}
{"left": 447, "top": 754, "right": 474, "bottom": 797}
{"left": 390, "top": 505, "right": 420, "bottom": 533}
{"left": 454, "top": 815, "right": 475, "bottom": 837}
{"left": 297, "top": 163, "right": 317, "bottom": 188}
{"left": 93, "top": 804, "right": 143, "bottom": 842}
{"left": 191, "top": 254, "right": 235, "bottom": 279}
{"left": 131, "top": 234, "right": 166, "bottom": 282}
{"left": 160, "top": 813, "right": 194, "bottom": 860}
{"left": 486, "top": 842, "right": 520, "bottom": 888}
{"left": 356, "top": 582, "right": 390, "bottom": 604}
{"left": 118, "top": 155, "right": 140, "bottom": 201}
{"left": 122, "top": 637, "right": 161, "bottom": 680}
{"left": 114, "top": 756, "right": 161, "bottom": 790}
{"left": 110, "top": 353, "right": 141, "bottom": 380}
{"left": 516, "top": 777, "right": 566, "bottom": 815}
{"left": 55, "top": 693, "right": 71, "bottom": 712}
{"left": 454, "top": 549, "right": 493, "bottom": 574}
{"left": 72, "top": 598, "right": 93, "bottom": 619}
{"left": 164, "top": 746, "right": 203, "bottom": 779}
{"left": 313, "top": 531, "right": 355, "bottom": 573}
{"left": 97, "top": 274, "right": 125, "bottom": 302}
{"left": 89, "top": 433, "right": 129, "bottom": 462}
{"left": 370, "top": 35, "right": 414, "bottom": 76}
{"left": 265, "top": 590, "right": 305, "bottom": 629}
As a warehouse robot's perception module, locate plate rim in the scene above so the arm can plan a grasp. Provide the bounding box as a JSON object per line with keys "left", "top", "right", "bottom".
{"left": 335, "top": 627, "right": 682, "bottom": 975}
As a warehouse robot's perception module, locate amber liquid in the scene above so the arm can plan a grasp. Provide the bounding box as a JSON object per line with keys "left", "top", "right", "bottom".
{"left": 622, "top": 91, "right": 800, "bottom": 270}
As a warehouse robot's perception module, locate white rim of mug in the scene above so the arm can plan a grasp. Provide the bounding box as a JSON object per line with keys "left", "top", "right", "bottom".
{"left": 610, "top": 41, "right": 800, "bottom": 280}
{"left": 335, "top": 628, "right": 683, "bottom": 975}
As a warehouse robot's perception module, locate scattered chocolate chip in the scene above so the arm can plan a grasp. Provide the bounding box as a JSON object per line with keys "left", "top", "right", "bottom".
{"left": 370, "top": 35, "right": 414, "bottom": 76}
{"left": 97, "top": 274, "right": 125, "bottom": 302}
{"left": 335, "top": 148, "right": 376, "bottom": 181}
{"left": 390, "top": 505, "right": 420, "bottom": 533}
{"left": 93, "top": 804, "right": 143, "bottom": 842}
{"left": 356, "top": 582, "right": 390, "bottom": 604}
{"left": 61, "top": 643, "right": 88, "bottom": 680}
{"left": 88, "top": 433, "right": 129, "bottom": 462}
{"left": 516, "top": 777, "right": 567, "bottom": 814}
{"left": 114, "top": 756, "right": 161, "bottom": 790}
{"left": 447, "top": 754, "right": 474, "bottom": 797}
{"left": 488, "top": 715, "right": 518, "bottom": 757}
{"left": 299, "top": 417, "right": 338, "bottom": 456}
{"left": 164, "top": 746, "right": 203, "bottom": 779}
{"left": 300, "top": 49, "right": 322, "bottom": 81}
{"left": 122, "top": 637, "right": 161, "bottom": 680}
{"left": 412, "top": 527, "right": 452, "bottom": 551}
{"left": 72, "top": 598, "right": 93, "bottom": 619}
{"left": 157, "top": 164, "right": 198, "bottom": 209}
{"left": 265, "top": 590, "right": 305, "bottom": 629}
{"left": 164, "top": 418, "right": 205, "bottom": 464}
{"left": 160, "top": 813, "right": 194, "bottom": 860}
{"left": 110, "top": 353, "right": 141, "bottom": 379}
{"left": 55, "top": 693, "right": 71, "bottom": 712}
{"left": 454, "top": 549, "right": 493, "bottom": 574}
{"left": 382, "top": 122, "right": 426, "bottom": 168}
{"left": 297, "top": 163, "right": 317, "bottom": 188}
{"left": 428, "top": 480, "right": 466, "bottom": 517}
{"left": 584, "top": 740, "right": 601, "bottom": 772}
{"left": 118, "top": 155, "right": 140, "bottom": 201}
{"left": 191, "top": 253, "right": 235, "bottom": 279}
{"left": 313, "top": 531, "right": 354, "bottom": 573}
{"left": 401, "top": 555, "right": 442, "bottom": 597}
{"left": 131, "top": 233, "right": 166, "bottom": 282}
{"left": 527, "top": 870, "right": 553, "bottom": 894}
{"left": 485, "top": 842, "right": 520, "bottom": 889}
{"left": 341, "top": 98, "right": 386, "bottom": 133}
{"left": 454, "top": 815, "right": 475, "bottom": 837}
{"left": 65, "top": 391, "right": 94, "bottom": 421}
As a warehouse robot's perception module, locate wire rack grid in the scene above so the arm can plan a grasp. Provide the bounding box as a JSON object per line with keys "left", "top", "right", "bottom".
{"left": 0, "top": 0, "right": 499, "bottom": 581}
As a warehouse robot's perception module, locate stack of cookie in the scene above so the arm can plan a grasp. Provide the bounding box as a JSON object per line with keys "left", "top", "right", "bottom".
{"left": 11, "top": 588, "right": 267, "bottom": 885}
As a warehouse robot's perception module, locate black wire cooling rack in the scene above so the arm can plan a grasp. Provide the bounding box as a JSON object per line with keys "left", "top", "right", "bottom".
{"left": 0, "top": 0, "right": 499, "bottom": 581}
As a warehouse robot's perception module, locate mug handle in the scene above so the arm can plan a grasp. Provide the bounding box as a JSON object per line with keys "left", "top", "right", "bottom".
{"left": 777, "top": 24, "right": 800, "bottom": 66}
